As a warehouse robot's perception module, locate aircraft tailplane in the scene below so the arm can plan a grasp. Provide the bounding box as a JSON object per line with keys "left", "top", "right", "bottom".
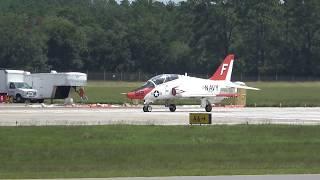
{"left": 209, "top": 54, "right": 234, "bottom": 81}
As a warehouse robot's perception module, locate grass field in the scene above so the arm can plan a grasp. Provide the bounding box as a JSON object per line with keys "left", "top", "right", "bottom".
{"left": 70, "top": 81, "right": 320, "bottom": 107}
{"left": 1, "top": 125, "right": 320, "bottom": 178}
{"left": 246, "top": 82, "right": 320, "bottom": 107}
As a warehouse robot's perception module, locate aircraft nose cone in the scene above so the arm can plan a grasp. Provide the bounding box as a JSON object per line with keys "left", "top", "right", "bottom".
{"left": 127, "top": 91, "right": 136, "bottom": 99}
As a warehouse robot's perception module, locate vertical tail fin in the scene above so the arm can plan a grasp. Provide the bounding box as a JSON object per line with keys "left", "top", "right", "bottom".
{"left": 209, "top": 54, "right": 234, "bottom": 81}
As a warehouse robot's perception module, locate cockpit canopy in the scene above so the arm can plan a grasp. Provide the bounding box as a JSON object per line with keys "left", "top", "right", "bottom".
{"left": 136, "top": 74, "right": 179, "bottom": 90}
{"left": 150, "top": 74, "right": 179, "bottom": 85}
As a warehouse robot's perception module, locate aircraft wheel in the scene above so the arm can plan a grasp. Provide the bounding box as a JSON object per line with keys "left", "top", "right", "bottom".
{"left": 205, "top": 104, "right": 212, "bottom": 112}
{"left": 143, "top": 105, "right": 152, "bottom": 112}
{"left": 169, "top": 104, "right": 176, "bottom": 112}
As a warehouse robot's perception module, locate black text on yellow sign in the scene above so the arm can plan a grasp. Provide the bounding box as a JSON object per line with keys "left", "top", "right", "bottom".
{"left": 189, "top": 113, "right": 212, "bottom": 124}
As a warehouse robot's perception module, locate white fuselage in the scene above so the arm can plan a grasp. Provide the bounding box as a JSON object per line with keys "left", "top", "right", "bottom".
{"left": 144, "top": 75, "right": 234, "bottom": 106}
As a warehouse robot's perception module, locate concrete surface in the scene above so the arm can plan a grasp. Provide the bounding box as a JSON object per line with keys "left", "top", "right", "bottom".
{"left": 1, "top": 104, "right": 320, "bottom": 126}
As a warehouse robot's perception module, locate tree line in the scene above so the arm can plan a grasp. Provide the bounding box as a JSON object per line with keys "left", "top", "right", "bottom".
{"left": 0, "top": 0, "right": 320, "bottom": 77}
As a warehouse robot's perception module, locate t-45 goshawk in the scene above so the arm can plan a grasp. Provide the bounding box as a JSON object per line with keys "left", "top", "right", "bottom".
{"left": 126, "top": 54, "right": 259, "bottom": 112}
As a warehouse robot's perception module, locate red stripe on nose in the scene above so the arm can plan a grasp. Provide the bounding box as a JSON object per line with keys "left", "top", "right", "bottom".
{"left": 126, "top": 88, "right": 154, "bottom": 100}
{"left": 127, "top": 91, "right": 139, "bottom": 99}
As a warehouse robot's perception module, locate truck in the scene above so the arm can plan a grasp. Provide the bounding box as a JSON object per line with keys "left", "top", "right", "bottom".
{"left": 0, "top": 70, "right": 38, "bottom": 103}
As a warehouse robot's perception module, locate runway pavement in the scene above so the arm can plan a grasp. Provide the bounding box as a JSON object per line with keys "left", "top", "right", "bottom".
{"left": 1, "top": 104, "right": 320, "bottom": 126}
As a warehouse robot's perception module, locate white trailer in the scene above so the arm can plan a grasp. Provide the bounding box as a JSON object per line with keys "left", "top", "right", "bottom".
{"left": 0, "top": 70, "right": 38, "bottom": 102}
{"left": 25, "top": 71, "right": 87, "bottom": 100}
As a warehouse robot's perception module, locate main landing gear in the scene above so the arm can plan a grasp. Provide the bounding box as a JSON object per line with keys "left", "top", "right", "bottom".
{"left": 201, "top": 98, "right": 213, "bottom": 112}
{"left": 205, "top": 104, "right": 212, "bottom": 112}
{"left": 169, "top": 104, "right": 176, "bottom": 112}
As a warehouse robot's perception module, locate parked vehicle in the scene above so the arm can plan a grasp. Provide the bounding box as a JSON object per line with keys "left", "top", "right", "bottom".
{"left": 0, "top": 70, "right": 38, "bottom": 103}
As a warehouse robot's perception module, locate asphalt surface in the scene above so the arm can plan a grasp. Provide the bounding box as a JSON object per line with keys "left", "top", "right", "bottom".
{"left": 1, "top": 104, "right": 320, "bottom": 126}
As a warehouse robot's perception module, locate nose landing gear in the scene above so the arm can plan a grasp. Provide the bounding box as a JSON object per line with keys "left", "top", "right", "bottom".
{"left": 143, "top": 104, "right": 177, "bottom": 112}
{"left": 143, "top": 105, "right": 152, "bottom": 112}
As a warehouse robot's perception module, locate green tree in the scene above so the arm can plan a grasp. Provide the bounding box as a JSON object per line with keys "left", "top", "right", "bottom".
{"left": 83, "top": 25, "right": 132, "bottom": 72}
{"left": 0, "top": 13, "right": 48, "bottom": 71}
{"left": 283, "top": 0, "right": 320, "bottom": 76}
{"left": 235, "top": 0, "right": 283, "bottom": 76}
{"left": 0, "top": 0, "right": 319, "bottom": 78}
{"left": 41, "top": 17, "right": 87, "bottom": 71}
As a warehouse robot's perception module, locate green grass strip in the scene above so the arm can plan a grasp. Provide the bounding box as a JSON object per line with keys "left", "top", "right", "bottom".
{"left": 1, "top": 125, "right": 320, "bottom": 178}
{"left": 246, "top": 82, "right": 320, "bottom": 107}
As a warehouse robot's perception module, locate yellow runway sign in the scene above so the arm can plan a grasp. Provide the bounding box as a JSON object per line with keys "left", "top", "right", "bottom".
{"left": 189, "top": 113, "right": 212, "bottom": 124}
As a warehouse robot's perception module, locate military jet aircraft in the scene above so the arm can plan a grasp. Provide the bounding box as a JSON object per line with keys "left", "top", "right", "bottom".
{"left": 126, "top": 54, "right": 259, "bottom": 112}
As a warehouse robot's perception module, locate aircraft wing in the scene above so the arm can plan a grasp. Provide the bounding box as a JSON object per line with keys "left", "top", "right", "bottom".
{"left": 226, "top": 82, "right": 260, "bottom": 90}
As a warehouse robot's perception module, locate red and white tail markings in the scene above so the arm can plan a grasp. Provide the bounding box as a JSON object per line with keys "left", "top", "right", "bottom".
{"left": 209, "top": 54, "right": 234, "bottom": 81}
